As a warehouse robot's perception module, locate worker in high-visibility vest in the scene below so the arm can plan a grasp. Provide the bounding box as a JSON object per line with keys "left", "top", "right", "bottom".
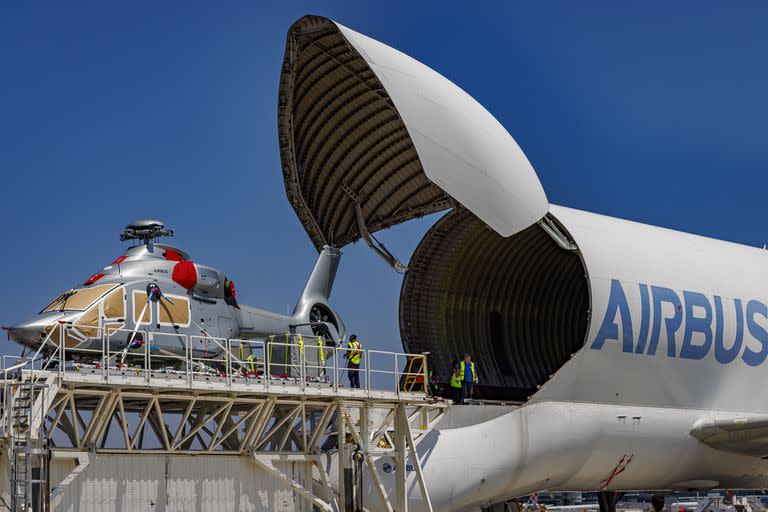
{"left": 457, "top": 353, "right": 478, "bottom": 404}
{"left": 449, "top": 362, "right": 462, "bottom": 402}
{"left": 345, "top": 334, "right": 363, "bottom": 388}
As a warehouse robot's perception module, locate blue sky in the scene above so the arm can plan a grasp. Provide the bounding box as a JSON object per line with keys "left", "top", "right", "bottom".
{"left": 2, "top": 2, "right": 768, "bottom": 357}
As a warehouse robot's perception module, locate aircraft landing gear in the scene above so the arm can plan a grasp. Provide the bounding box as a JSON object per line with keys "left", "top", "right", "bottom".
{"left": 598, "top": 491, "right": 625, "bottom": 512}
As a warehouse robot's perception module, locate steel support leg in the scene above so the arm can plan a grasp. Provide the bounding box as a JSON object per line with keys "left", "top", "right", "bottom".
{"left": 394, "top": 404, "right": 408, "bottom": 512}
{"left": 598, "top": 491, "right": 625, "bottom": 512}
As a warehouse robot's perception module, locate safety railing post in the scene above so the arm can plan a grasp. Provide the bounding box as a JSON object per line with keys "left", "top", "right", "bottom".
{"left": 5, "top": 365, "right": 11, "bottom": 435}
{"left": 60, "top": 326, "right": 66, "bottom": 379}
{"left": 5, "top": 364, "right": 12, "bottom": 436}
{"left": 299, "top": 337, "right": 305, "bottom": 391}
{"left": 5, "top": 372, "right": 10, "bottom": 436}
{"left": 100, "top": 328, "right": 106, "bottom": 382}
{"left": 255, "top": 340, "right": 262, "bottom": 388}
{"left": 261, "top": 340, "right": 266, "bottom": 388}
{"left": 333, "top": 347, "right": 339, "bottom": 392}
{"left": 59, "top": 325, "right": 65, "bottom": 378}
{"left": 186, "top": 334, "right": 191, "bottom": 386}
{"left": 145, "top": 332, "right": 150, "bottom": 383}
{"left": 265, "top": 339, "right": 271, "bottom": 391}
{"left": 2, "top": 370, "right": 6, "bottom": 436}
{"left": 394, "top": 353, "right": 399, "bottom": 397}
{"left": 226, "top": 339, "right": 232, "bottom": 388}
{"left": 365, "top": 349, "right": 370, "bottom": 393}
{"left": 422, "top": 353, "right": 429, "bottom": 397}
{"left": 107, "top": 331, "right": 115, "bottom": 379}
{"left": 100, "top": 328, "right": 107, "bottom": 382}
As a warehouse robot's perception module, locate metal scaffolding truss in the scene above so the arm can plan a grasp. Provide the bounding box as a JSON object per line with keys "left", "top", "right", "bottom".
{"left": 1, "top": 369, "right": 447, "bottom": 511}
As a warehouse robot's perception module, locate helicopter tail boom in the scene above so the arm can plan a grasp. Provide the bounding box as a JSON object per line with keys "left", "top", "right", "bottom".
{"left": 235, "top": 246, "right": 346, "bottom": 342}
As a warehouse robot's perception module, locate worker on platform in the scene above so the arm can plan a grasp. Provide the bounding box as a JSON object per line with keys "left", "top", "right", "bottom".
{"left": 457, "top": 353, "right": 478, "bottom": 404}
{"left": 651, "top": 494, "right": 664, "bottom": 512}
{"left": 345, "top": 334, "right": 363, "bottom": 388}
{"left": 450, "top": 361, "right": 462, "bottom": 402}
{"left": 428, "top": 370, "right": 441, "bottom": 397}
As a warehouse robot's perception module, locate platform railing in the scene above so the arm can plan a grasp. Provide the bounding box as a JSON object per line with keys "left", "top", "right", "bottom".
{"left": 104, "top": 327, "right": 151, "bottom": 381}
{"left": 188, "top": 334, "right": 228, "bottom": 384}
{"left": 228, "top": 338, "right": 266, "bottom": 386}
{"left": 0, "top": 323, "right": 76, "bottom": 435}
{"left": 0, "top": 324, "right": 431, "bottom": 398}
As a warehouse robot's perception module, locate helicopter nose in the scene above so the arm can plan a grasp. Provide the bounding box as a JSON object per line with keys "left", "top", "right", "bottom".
{"left": 8, "top": 323, "right": 44, "bottom": 348}
{"left": 8, "top": 313, "right": 66, "bottom": 348}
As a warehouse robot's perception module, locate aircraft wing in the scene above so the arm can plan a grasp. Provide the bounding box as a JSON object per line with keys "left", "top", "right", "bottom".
{"left": 690, "top": 416, "right": 768, "bottom": 457}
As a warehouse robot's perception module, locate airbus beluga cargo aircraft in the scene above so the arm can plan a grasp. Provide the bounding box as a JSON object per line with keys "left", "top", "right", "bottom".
{"left": 277, "top": 15, "right": 768, "bottom": 511}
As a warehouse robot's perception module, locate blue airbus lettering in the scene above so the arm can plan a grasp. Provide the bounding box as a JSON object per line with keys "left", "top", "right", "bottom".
{"left": 591, "top": 279, "right": 767, "bottom": 366}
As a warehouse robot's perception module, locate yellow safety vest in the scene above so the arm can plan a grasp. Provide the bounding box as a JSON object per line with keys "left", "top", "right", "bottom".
{"left": 317, "top": 336, "right": 326, "bottom": 364}
{"left": 458, "top": 361, "right": 476, "bottom": 381}
{"left": 347, "top": 341, "right": 362, "bottom": 365}
{"left": 450, "top": 371, "right": 461, "bottom": 388}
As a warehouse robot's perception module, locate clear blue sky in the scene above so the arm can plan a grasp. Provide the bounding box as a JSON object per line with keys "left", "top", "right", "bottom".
{"left": 2, "top": 2, "right": 768, "bottom": 358}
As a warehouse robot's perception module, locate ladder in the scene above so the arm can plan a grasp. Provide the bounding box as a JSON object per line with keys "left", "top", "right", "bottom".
{"left": 10, "top": 378, "right": 48, "bottom": 512}
{"left": 401, "top": 356, "right": 427, "bottom": 392}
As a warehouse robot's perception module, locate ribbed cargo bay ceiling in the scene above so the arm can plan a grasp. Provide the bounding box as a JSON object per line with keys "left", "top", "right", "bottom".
{"left": 400, "top": 209, "right": 590, "bottom": 402}
{"left": 278, "top": 16, "right": 451, "bottom": 249}
{"left": 278, "top": 15, "right": 549, "bottom": 249}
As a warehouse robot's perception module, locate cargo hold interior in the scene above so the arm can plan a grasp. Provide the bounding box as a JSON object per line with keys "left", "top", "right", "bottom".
{"left": 400, "top": 209, "right": 591, "bottom": 402}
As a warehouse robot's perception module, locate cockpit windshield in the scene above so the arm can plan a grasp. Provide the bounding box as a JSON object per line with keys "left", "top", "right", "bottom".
{"left": 41, "top": 284, "right": 118, "bottom": 313}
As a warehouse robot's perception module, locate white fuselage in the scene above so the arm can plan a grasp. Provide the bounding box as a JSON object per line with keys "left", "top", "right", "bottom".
{"left": 378, "top": 402, "right": 767, "bottom": 512}
{"left": 357, "top": 204, "right": 768, "bottom": 510}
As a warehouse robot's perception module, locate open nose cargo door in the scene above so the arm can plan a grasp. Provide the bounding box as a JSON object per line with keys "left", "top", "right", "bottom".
{"left": 278, "top": 15, "right": 548, "bottom": 251}
{"left": 279, "top": 16, "right": 586, "bottom": 403}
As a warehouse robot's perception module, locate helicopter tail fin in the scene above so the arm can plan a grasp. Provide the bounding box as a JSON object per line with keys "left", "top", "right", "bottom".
{"left": 296, "top": 245, "right": 341, "bottom": 304}
{"left": 291, "top": 246, "right": 346, "bottom": 341}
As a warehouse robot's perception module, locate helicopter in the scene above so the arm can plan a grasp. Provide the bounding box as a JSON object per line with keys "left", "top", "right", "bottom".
{"left": 7, "top": 219, "right": 345, "bottom": 366}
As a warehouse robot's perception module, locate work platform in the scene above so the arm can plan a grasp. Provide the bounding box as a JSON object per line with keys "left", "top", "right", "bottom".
{"left": 0, "top": 329, "right": 447, "bottom": 511}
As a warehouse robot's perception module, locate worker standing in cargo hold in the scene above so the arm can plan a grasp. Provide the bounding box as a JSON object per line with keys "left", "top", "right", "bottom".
{"left": 345, "top": 334, "right": 363, "bottom": 388}
{"left": 450, "top": 362, "right": 462, "bottom": 402}
{"left": 457, "top": 353, "right": 478, "bottom": 404}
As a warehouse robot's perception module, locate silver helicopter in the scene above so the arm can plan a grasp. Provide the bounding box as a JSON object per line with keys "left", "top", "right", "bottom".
{"left": 8, "top": 220, "right": 345, "bottom": 366}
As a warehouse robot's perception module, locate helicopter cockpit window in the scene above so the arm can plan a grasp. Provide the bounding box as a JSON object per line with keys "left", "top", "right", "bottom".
{"left": 103, "top": 287, "right": 125, "bottom": 319}
{"left": 41, "top": 291, "right": 73, "bottom": 312}
{"left": 158, "top": 294, "right": 190, "bottom": 326}
{"left": 41, "top": 284, "right": 118, "bottom": 313}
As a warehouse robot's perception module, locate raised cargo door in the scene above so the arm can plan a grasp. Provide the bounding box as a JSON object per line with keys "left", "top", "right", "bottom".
{"left": 278, "top": 16, "right": 548, "bottom": 250}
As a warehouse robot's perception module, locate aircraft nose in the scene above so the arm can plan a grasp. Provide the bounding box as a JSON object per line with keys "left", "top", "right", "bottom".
{"left": 8, "top": 313, "right": 65, "bottom": 348}
{"left": 8, "top": 320, "right": 48, "bottom": 347}
{"left": 8, "top": 323, "right": 44, "bottom": 348}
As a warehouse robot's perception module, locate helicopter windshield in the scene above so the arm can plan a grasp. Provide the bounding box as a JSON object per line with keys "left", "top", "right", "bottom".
{"left": 41, "top": 284, "right": 118, "bottom": 313}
